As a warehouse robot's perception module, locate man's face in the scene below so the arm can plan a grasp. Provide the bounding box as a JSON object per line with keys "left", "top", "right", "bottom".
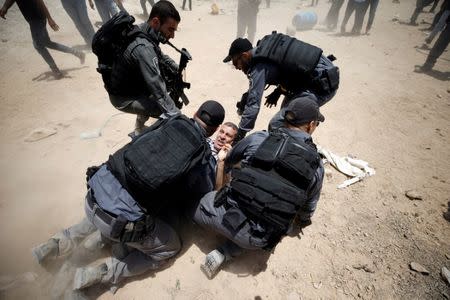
{"left": 152, "top": 17, "right": 178, "bottom": 40}
{"left": 214, "top": 125, "right": 237, "bottom": 151}
{"left": 232, "top": 53, "right": 251, "bottom": 74}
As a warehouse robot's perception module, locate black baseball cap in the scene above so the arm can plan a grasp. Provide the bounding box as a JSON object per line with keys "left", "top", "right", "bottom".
{"left": 223, "top": 38, "right": 253, "bottom": 63}
{"left": 197, "top": 100, "right": 225, "bottom": 127}
{"left": 284, "top": 97, "right": 325, "bottom": 125}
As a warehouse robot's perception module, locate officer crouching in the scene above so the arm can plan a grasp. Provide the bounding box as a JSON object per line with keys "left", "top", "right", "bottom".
{"left": 193, "top": 96, "right": 325, "bottom": 279}
{"left": 31, "top": 100, "right": 225, "bottom": 293}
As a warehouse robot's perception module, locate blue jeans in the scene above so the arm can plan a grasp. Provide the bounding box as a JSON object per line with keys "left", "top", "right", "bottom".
{"left": 29, "top": 19, "right": 77, "bottom": 70}
{"left": 61, "top": 0, "right": 95, "bottom": 45}
{"left": 94, "top": 0, "right": 120, "bottom": 24}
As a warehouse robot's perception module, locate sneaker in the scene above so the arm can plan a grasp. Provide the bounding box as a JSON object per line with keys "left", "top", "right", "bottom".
{"left": 32, "top": 238, "right": 59, "bottom": 265}
{"left": 200, "top": 249, "right": 225, "bottom": 279}
{"left": 73, "top": 263, "right": 108, "bottom": 290}
{"left": 51, "top": 68, "right": 64, "bottom": 80}
{"left": 414, "top": 64, "right": 433, "bottom": 73}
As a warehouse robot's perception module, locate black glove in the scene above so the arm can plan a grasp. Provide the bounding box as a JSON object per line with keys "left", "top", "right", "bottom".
{"left": 236, "top": 92, "right": 249, "bottom": 116}
{"left": 233, "top": 128, "right": 247, "bottom": 145}
{"left": 264, "top": 86, "right": 282, "bottom": 108}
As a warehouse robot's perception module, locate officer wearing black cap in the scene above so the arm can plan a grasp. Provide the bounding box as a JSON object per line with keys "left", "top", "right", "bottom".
{"left": 193, "top": 97, "right": 325, "bottom": 279}
{"left": 223, "top": 35, "right": 338, "bottom": 143}
{"left": 31, "top": 100, "right": 225, "bottom": 293}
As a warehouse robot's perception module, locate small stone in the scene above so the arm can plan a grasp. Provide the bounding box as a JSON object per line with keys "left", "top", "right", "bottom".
{"left": 442, "top": 266, "right": 450, "bottom": 284}
{"left": 437, "top": 94, "right": 442, "bottom": 98}
{"left": 286, "top": 26, "right": 296, "bottom": 36}
{"left": 444, "top": 292, "right": 450, "bottom": 300}
{"left": 353, "top": 263, "right": 375, "bottom": 273}
{"left": 313, "top": 281, "right": 322, "bottom": 289}
{"left": 405, "top": 190, "right": 423, "bottom": 200}
{"left": 445, "top": 254, "right": 450, "bottom": 260}
{"left": 409, "top": 262, "right": 430, "bottom": 275}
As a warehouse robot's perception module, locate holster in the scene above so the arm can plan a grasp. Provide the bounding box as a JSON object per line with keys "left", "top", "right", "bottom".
{"left": 119, "top": 215, "right": 155, "bottom": 243}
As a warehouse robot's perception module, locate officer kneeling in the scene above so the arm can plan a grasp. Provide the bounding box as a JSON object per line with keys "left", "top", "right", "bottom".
{"left": 32, "top": 100, "right": 225, "bottom": 292}
{"left": 194, "top": 97, "right": 325, "bottom": 279}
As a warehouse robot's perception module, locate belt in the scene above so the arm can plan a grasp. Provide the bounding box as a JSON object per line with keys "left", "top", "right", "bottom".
{"left": 86, "top": 189, "right": 154, "bottom": 243}
{"left": 86, "top": 189, "right": 117, "bottom": 225}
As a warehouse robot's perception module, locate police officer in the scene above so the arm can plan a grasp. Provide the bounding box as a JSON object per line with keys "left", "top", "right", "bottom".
{"left": 32, "top": 100, "right": 225, "bottom": 292}
{"left": 107, "top": 0, "right": 181, "bottom": 136}
{"left": 223, "top": 34, "right": 338, "bottom": 143}
{"left": 194, "top": 97, "right": 325, "bottom": 279}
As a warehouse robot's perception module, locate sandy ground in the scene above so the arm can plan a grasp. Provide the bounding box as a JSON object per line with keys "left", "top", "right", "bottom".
{"left": 0, "top": 0, "right": 449, "bottom": 299}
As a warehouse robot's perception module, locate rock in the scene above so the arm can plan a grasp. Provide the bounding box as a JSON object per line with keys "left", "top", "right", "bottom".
{"left": 24, "top": 127, "right": 57, "bottom": 142}
{"left": 447, "top": 88, "right": 450, "bottom": 93}
{"left": 286, "top": 26, "right": 296, "bottom": 36}
{"left": 442, "top": 266, "right": 450, "bottom": 284}
{"left": 444, "top": 292, "right": 450, "bottom": 300}
{"left": 409, "top": 262, "right": 430, "bottom": 275}
{"left": 446, "top": 254, "right": 450, "bottom": 260}
{"left": 312, "top": 281, "right": 322, "bottom": 289}
{"left": 437, "top": 94, "right": 442, "bottom": 99}
{"left": 353, "top": 263, "right": 375, "bottom": 273}
{"left": 210, "top": 3, "right": 219, "bottom": 15}
{"left": 405, "top": 190, "right": 423, "bottom": 200}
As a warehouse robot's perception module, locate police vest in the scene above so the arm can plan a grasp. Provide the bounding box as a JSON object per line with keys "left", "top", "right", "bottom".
{"left": 107, "top": 114, "right": 210, "bottom": 212}
{"left": 229, "top": 130, "right": 320, "bottom": 238}
{"left": 253, "top": 32, "right": 339, "bottom": 105}
{"left": 253, "top": 32, "right": 323, "bottom": 81}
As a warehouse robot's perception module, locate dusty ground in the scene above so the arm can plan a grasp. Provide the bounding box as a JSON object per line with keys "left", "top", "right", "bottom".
{"left": 0, "top": 0, "right": 449, "bottom": 299}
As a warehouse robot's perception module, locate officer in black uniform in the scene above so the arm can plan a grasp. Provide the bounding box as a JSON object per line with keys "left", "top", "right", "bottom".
{"left": 194, "top": 97, "right": 325, "bottom": 279}
{"left": 107, "top": 0, "right": 181, "bottom": 135}
{"left": 32, "top": 100, "right": 225, "bottom": 292}
{"left": 223, "top": 34, "right": 338, "bottom": 143}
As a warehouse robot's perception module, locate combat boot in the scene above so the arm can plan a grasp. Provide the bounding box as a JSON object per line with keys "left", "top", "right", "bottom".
{"left": 200, "top": 249, "right": 225, "bottom": 279}
{"left": 73, "top": 263, "right": 108, "bottom": 290}
{"left": 31, "top": 238, "right": 59, "bottom": 265}
{"left": 134, "top": 114, "right": 150, "bottom": 136}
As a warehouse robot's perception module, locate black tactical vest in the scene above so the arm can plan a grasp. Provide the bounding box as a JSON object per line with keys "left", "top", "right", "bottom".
{"left": 229, "top": 130, "right": 320, "bottom": 238}
{"left": 107, "top": 114, "right": 210, "bottom": 212}
{"left": 253, "top": 32, "right": 323, "bottom": 82}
